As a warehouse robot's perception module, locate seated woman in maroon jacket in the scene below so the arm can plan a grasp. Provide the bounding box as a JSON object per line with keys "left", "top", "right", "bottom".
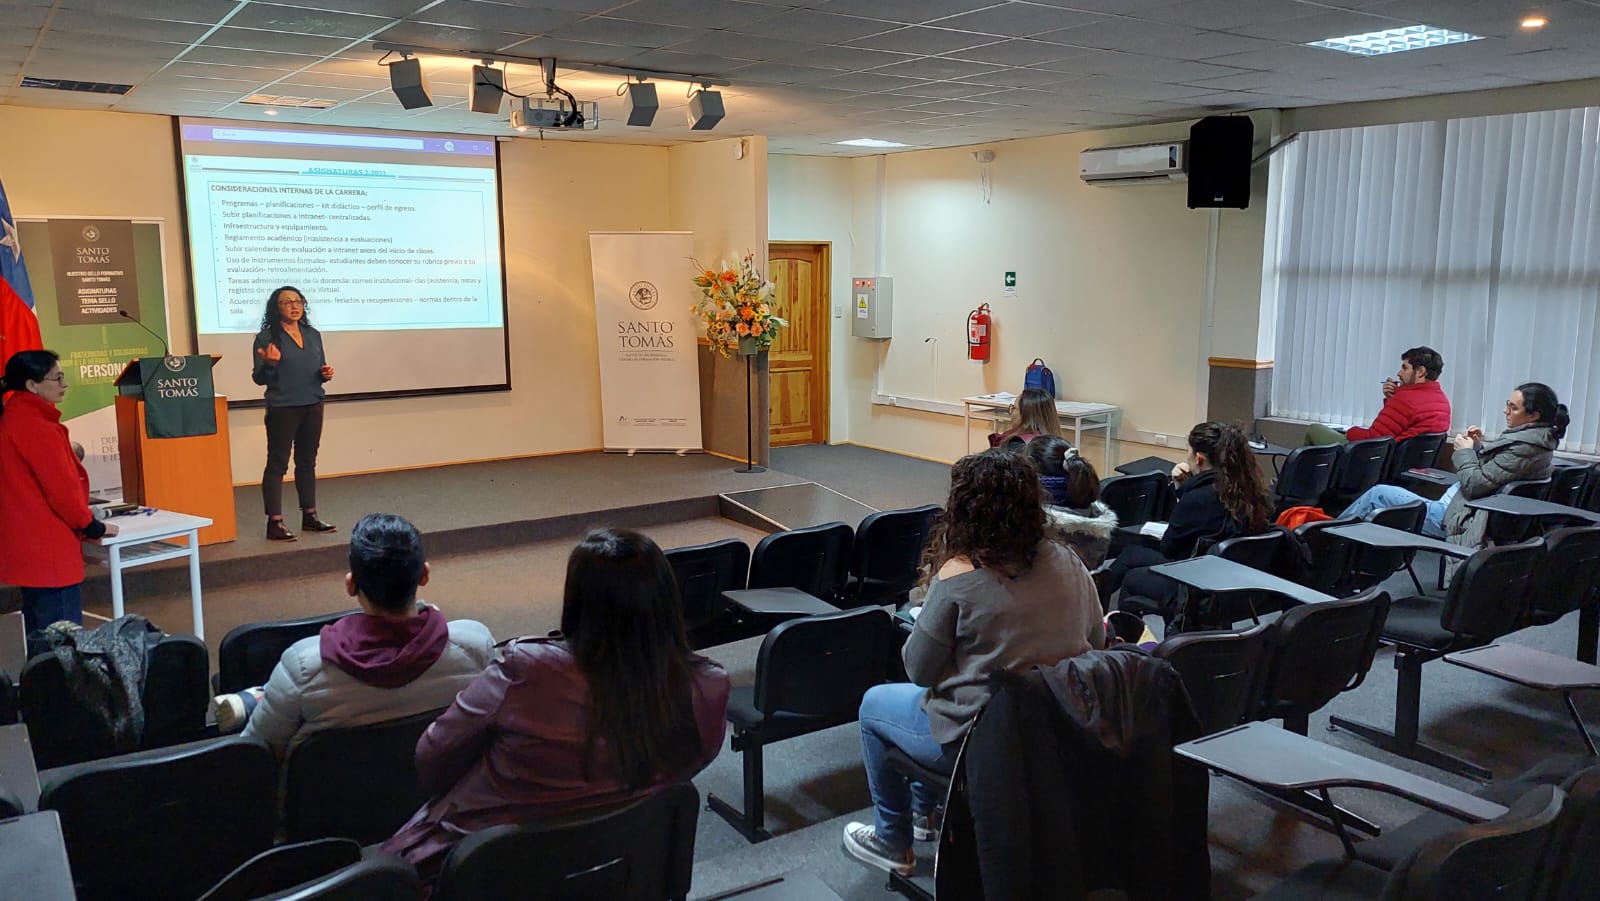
{"left": 382, "top": 527, "right": 730, "bottom": 885}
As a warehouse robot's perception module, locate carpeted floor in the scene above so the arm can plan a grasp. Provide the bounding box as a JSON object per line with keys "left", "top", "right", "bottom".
{"left": 98, "top": 444, "right": 1600, "bottom": 899}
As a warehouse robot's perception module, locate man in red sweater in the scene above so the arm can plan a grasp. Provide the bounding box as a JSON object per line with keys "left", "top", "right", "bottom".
{"left": 1305, "top": 346, "right": 1452, "bottom": 445}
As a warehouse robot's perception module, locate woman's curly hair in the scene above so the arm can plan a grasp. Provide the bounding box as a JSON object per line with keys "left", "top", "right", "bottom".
{"left": 922, "top": 448, "right": 1046, "bottom": 582}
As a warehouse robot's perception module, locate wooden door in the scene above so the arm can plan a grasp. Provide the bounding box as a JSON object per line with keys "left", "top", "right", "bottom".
{"left": 767, "top": 243, "right": 830, "bottom": 447}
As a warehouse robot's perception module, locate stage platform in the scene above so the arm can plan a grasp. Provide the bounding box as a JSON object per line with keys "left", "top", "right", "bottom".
{"left": 82, "top": 447, "right": 945, "bottom": 608}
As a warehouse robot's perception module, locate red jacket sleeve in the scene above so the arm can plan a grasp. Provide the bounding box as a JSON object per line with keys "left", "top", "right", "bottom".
{"left": 16, "top": 418, "right": 94, "bottom": 532}
{"left": 1346, "top": 392, "right": 1411, "bottom": 441}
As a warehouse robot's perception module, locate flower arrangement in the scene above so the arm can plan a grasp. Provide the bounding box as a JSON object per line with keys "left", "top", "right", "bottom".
{"left": 692, "top": 253, "right": 788, "bottom": 357}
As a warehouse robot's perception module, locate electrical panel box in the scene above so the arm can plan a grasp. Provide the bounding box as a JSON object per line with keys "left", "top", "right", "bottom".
{"left": 851, "top": 277, "right": 892, "bottom": 339}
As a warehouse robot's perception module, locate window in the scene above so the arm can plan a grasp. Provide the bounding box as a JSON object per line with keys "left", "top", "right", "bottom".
{"left": 1268, "top": 106, "right": 1600, "bottom": 453}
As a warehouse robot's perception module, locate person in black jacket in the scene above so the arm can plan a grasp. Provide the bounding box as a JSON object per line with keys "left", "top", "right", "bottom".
{"left": 253, "top": 286, "right": 336, "bottom": 542}
{"left": 1099, "top": 422, "right": 1273, "bottom": 624}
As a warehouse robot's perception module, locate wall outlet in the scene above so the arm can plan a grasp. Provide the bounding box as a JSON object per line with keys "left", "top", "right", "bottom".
{"left": 834, "top": 306, "right": 843, "bottom": 319}
{"left": 1152, "top": 433, "right": 1168, "bottom": 446}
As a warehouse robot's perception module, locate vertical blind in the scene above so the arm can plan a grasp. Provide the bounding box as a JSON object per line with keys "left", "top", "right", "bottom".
{"left": 1269, "top": 106, "right": 1600, "bottom": 454}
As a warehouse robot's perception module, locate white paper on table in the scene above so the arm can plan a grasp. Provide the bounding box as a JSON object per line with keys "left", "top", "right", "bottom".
{"left": 1139, "top": 521, "right": 1169, "bottom": 539}
{"left": 973, "top": 392, "right": 1016, "bottom": 402}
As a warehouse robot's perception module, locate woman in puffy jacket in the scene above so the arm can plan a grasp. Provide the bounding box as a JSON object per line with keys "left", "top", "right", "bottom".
{"left": 0, "top": 350, "right": 117, "bottom": 632}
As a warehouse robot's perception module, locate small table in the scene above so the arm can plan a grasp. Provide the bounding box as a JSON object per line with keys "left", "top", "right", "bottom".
{"left": 1178, "top": 722, "right": 1506, "bottom": 853}
{"left": 1326, "top": 522, "right": 1472, "bottom": 559}
{"left": 1399, "top": 467, "right": 1457, "bottom": 487}
{"left": 1446, "top": 644, "right": 1600, "bottom": 757}
{"left": 0, "top": 724, "right": 39, "bottom": 813}
{"left": 83, "top": 509, "right": 213, "bottom": 639}
{"left": 1151, "top": 556, "right": 1334, "bottom": 606}
{"left": 721, "top": 587, "right": 838, "bottom": 619}
{"left": 1115, "top": 455, "right": 1174, "bottom": 477}
{"left": 0, "top": 811, "right": 76, "bottom": 900}
{"left": 960, "top": 395, "right": 1120, "bottom": 470}
{"left": 1465, "top": 494, "right": 1600, "bottom": 524}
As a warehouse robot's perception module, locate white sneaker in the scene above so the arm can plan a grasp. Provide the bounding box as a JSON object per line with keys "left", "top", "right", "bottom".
{"left": 210, "top": 687, "right": 262, "bottom": 733}
{"left": 913, "top": 809, "right": 942, "bottom": 842}
{"left": 842, "top": 822, "right": 915, "bottom": 876}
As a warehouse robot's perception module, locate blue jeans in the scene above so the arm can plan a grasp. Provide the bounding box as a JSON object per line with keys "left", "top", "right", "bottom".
{"left": 20, "top": 584, "right": 84, "bottom": 634}
{"left": 1341, "top": 484, "right": 1457, "bottom": 539}
{"left": 859, "top": 683, "right": 958, "bottom": 852}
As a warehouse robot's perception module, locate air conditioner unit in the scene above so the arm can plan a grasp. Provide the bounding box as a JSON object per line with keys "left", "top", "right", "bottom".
{"left": 1079, "top": 140, "right": 1188, "bottom": 185}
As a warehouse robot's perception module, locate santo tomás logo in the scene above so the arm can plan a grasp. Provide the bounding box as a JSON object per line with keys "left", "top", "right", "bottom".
{"left": 164, "top": 354, "right": 186, "bottom": 372}
{"left": 81, "top": 225, "right": 100, "bottom": 242}
{"left": 628, "top": 281, "right": 659, "bottom": 311}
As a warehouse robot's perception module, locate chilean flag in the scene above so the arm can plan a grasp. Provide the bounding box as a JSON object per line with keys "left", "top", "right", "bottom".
{"left": 0, "top": 174, "right": 44, "bottom": 367}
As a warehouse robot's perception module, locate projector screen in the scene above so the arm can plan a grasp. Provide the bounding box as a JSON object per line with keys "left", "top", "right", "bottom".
{"left": 178, "top": 118, "right": 508, "bottom": 402}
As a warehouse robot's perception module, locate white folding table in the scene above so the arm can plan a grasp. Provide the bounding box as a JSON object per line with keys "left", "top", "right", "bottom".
{"left": 83, "top": 510, "right": 213, "bottom": 639}
{"left": 961, "top": 395, "right": 1121, "bottom": 470}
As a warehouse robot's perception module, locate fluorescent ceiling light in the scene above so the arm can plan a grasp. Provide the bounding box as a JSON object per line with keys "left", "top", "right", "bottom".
{"left": 1306, "top": 24, "right": 1484, "bottom": 56}
{"left": 1521, "top": 16, "right": 1548, "bottom": 29}
{"left": 834, "top": 138, "right": 910, "bottom": 148}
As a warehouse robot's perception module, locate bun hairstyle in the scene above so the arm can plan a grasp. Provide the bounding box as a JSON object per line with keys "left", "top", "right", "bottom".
{"left": 1516, "top": 382, "right": 1569, "bottom": 441}
{"left": 1187, "top": 421, "right": 1274, "bottom": 535}
{"left": 1026, "top": 435, "right": 1100, "bottom": 509}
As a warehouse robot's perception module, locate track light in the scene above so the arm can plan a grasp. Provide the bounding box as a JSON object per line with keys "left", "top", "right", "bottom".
{"left": 388, "top": 55, "right": 432, "bottom": 109}
{"left": 622, "top": 81, "right": 658, "bottom": 127}
{"left": 687, "top": 87, "right": 724, "bottom": 131}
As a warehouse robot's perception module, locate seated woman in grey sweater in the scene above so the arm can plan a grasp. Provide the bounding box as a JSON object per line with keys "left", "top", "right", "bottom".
{"left": 842, "top": 449, "right": 1106, "bottom": 877}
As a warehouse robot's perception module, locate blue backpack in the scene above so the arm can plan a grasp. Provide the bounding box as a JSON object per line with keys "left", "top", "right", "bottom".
{"left": 1024, "top": 358, "right": 1056, "bottom": 398}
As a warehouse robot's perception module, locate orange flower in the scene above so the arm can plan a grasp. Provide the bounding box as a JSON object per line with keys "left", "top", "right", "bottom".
{"left": 736, "top": 322, "right": 750, "bottom": 336}
{"left": 721, "top": 270, "right": 737, "bottom": 283}
{"left": 739, "top": 306, "right": 755, "bottom": 320}
{"left": 703, "top": 269, "right": 716, "bottom": 280}
{"left": 749, "top": 324, "right": 763, "bottom": 336}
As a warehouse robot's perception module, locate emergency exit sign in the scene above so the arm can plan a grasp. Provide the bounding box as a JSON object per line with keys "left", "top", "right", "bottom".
{"left": 1003, "top": 271, "right": 1017, "bottom": 298}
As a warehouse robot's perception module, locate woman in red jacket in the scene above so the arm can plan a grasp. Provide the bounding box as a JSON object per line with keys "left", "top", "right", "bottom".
{"left": 0, "top": 350, "right": 117, "bottom": 632}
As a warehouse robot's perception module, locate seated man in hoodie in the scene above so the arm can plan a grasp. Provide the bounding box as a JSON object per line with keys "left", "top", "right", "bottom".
{"left": 1026, "top": 436, "right": 1117, "bottom": 568}
{"left": 212, "top": 512, "right": 495, "bottom": 757}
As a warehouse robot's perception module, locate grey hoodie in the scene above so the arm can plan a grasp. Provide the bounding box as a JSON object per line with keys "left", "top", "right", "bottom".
{"left": 1442, "top": 422, "right": 1558, "bottom": 548}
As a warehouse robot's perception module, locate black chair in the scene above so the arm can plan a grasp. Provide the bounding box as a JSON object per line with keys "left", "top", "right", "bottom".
{"left": 39, "top": 734, "right": 278, "bottom": 901}
{"left": 1320, "top": 437, "right": 1394, "bottom": 514}
{"left": 884, "top": 746, "right": 950, "bottom": 901}
{"left": 1189, "top": 531, "right": 1289, "bottom": 630}
{"left": 1351, "top": 500, "right": 1428, "bottom": 594}
{"left": 216, "top": 610, "right": 357, "bottom": 693}
{"left": 707, "top": 607, "right": 896, "bottom": 841}
{"left": 847, "top": 505, "right": 940, "bottom": 607}
{"left": 1485, "top": 477, "right": 1554, "bottom": 544}
{"left": 1528, "top": 526, "right": 1600, "bottom": 629}
{"left": 1099, "top": 471, "right": 1164, "bottom": 528}
{"left": 746, "top": 521, "right": 855, "bottom": 607}
{"left": 1293, "top": 517, "right": 1359, "bottom": 595}
{"left": 1255, "top": 588, "right": 1390, "bottom": 735}
{"left": 1255, "top": 783, "right": 1566, "bottom": 901}
{"left": 1549, "top": 464, "right": 1589, "bottom": 510}
{"left": 255, "top": 855, "right": 420, "bottom": 901}
{"left": 1383, "top": 431, "right": 1448, "bottom": 484}
{"left": 434, "top": 782, "right": 698, "bottom": 901}
{"left": 1274, "top": 443, "right": 1341, "bottom": 511}
{"left": 1153, "top": 623, "right": 1271, "bottom": 735}
{"left": 282, "top": 707, "right": 444, "bottom": 844}
{"left": 198, "top": 838, "right": 362, "bottom": 901}
{"left": 1330, "top": 541, "right": 1543, "bottom": 781}
{"left": 664, "top": 538, "right": 753, "bottom": 649}
{"left": 21, "top": 633, "right": 211, "bottom": 769}
{"left": 1580, "top": 463, "right": 1600, "bottom": 514}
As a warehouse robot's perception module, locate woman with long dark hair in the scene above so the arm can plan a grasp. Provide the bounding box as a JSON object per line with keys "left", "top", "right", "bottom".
{"left": 382, "top": 528, "right": 729, "bottom": 885}
{"left": 0, "top": 350, "right": 117, "bottom": 631}
{"left": 843, "top": 449, "right": 1104, "bottom": 876}
{"left": 1100, "top": 421, "right": 1274, "bottom": 624}
{"left": 253, "top": 285, "right": 335, "bottom": 541}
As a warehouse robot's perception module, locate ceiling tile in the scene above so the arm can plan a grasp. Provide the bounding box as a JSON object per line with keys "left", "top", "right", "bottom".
{"left": 218, "top": 5, "right": 391, "bottom": 39}
{"left": 204, "top": 27, "right": 357, "bottom": 55}
{"left": 942, "top": 38, "right": 1084, "bottom": 66}
{"left": 605, "top": 0, "right": 782, "bottom": 28}
{"left": 732, "top": 10, "right": 897, "bottom": 43}
{"left": 409, "top": 2, "right": 583, "bottom": 34}
{"left": 785, "top": 44, "right": 916, "bottom": 71}
{"left": 867, "top": 55, "right": 1008, "bottom": 80}
{"left": 849, "top": 26, "right": 997, "bottom": 55}
{"left": 56, "top": 0, "right": 236, "bottom": 23}
{"left": 543, "top": 16, "right": 693, "bottom": 48}
{"left": 46, "top": 9, "right": 211, "bottom": 42}
{"left": 819, "top": 0, "right": 1002, "bottom": 26}
{"left": 1225, "top": 10, "right": 1411, "bottom": 43}
{"left": 928, "top": 3, "right": 1104, "bottom": 37}
{"left": 1140, "top": 0, "right": 1329, "bottom": 30}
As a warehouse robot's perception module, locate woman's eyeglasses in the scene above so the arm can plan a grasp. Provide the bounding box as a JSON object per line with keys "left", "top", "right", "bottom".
{"left": 43, "top": 373, "right": 67, "bottom": 385}
{"left": 279, "top": 299, "right": 306, "bottom": 308}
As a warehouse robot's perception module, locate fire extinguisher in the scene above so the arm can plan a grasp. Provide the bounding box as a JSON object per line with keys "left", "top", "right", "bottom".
{"left": 967, "top": 303, "right": 992, "bottom": 363}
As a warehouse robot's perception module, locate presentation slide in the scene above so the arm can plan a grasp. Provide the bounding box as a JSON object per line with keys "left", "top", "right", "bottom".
{"left": 178, "top": 118, "right": 508, "bottom": 402}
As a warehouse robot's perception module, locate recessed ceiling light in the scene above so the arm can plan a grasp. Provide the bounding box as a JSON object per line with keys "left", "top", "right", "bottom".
{"left": 1306, "top": 24, "right": 1484, "bottom": 56}
{"left": 834, "top": 138, "right": 910, "bottom": 148}
{"left": 1521, "top": 15, "right": 1548, "bottom": 29}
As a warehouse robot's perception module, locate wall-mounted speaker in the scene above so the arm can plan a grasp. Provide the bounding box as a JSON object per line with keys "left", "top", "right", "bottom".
{"left": 388, "top": 58, "right": 432, "bottom": 110}
{"left": 1188, "top": 116, "right": 1253, "bottom": 209}
{"left": 469, "top": 65, "right": 505, "bottom": 114}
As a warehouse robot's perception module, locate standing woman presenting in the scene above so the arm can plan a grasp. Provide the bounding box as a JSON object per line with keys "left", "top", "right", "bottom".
{"left": 0, "top": 350, "right": 118, "bottom": 632}
{"left": 254, "top": 286, "right": 335, "bottom": 541}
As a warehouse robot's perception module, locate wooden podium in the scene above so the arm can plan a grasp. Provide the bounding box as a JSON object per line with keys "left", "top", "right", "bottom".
{"left": 114, "top": 356, "right": 236, "bottom": 545}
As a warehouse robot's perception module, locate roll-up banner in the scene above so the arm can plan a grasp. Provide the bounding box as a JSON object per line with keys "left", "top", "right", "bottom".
{"left": 588, "top": 231, "right": 703, "bottom": 452}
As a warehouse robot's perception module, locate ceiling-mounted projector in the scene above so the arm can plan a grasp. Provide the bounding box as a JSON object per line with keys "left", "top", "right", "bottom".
{"left": 510, "top": 97, "right": 600, "bottom": 131}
